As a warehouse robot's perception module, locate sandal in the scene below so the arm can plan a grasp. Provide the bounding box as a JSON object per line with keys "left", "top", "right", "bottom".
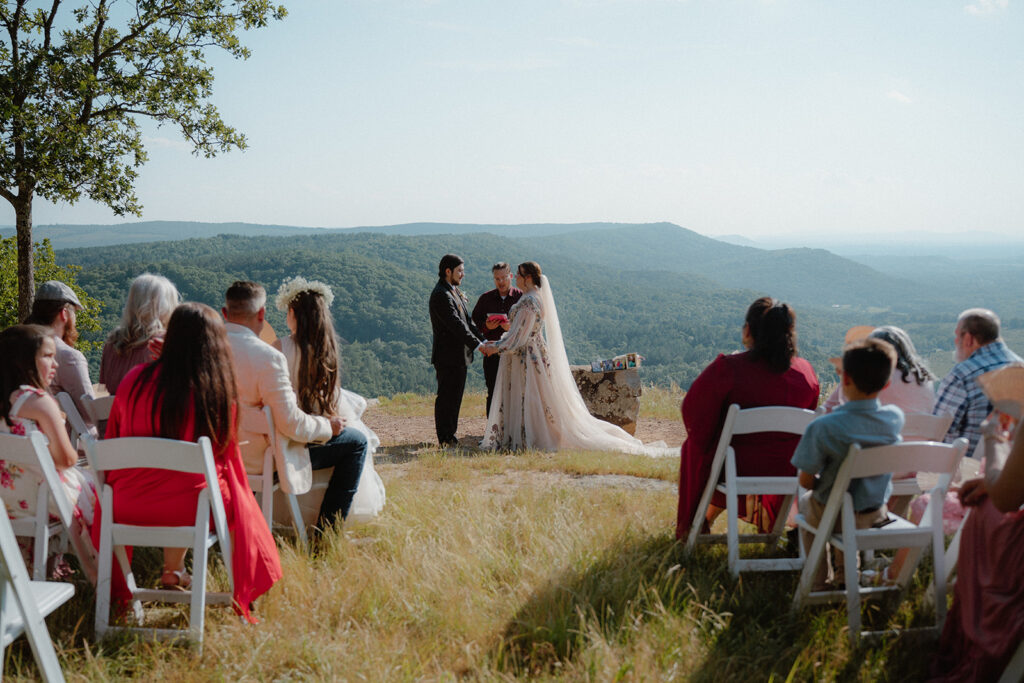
{"left": 160, "top": 569, "right": 192, "bottom": 591}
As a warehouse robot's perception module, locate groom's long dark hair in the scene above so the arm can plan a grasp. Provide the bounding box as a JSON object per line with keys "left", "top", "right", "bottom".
{"left": 438, "top": 254, "right": 463, "bottom": 278}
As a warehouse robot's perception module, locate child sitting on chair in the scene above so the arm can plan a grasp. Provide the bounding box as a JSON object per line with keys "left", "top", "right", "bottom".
{"left": 792, "top": 338, "right": 905, "bottom": 590}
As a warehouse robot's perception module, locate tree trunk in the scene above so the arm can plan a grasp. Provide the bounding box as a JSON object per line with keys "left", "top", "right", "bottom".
{"left": 15, "top": 197, "right": 34, "bottom": 323}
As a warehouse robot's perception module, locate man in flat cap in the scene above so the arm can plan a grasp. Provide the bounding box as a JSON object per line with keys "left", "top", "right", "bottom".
{"left": 23, "top": 281, "right": 96, "bottom": 431}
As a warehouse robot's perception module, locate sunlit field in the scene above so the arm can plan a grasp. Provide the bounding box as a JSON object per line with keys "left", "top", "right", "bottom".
{"left": 4, "top": 423, "right": 944, "bottom": 681}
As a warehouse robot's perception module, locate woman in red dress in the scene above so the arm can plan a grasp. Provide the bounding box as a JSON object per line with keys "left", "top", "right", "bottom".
{"left": 93, "top": 302, "right": 282, "bottom": 622}
{"left": 676, "top": 297, "right": 820, "bottom": 539}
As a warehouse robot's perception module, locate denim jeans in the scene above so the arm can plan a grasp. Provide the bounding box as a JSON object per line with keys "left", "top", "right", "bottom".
{"left": 308, "top": 427, "right": 368, "bottom": 527}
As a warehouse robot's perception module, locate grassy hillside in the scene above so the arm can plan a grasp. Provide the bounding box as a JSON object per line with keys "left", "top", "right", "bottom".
{"left": 2, "top": 441, "right": 943, "bottom": 681}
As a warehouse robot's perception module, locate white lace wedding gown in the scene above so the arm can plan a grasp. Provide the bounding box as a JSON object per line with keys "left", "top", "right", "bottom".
{"left": 480, "top": 276, "right": 671, "bottom": 456}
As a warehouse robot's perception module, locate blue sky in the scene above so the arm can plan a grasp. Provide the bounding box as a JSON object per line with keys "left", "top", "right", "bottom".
{"left": 30, "top": 0, "right": 1024, "bottom": 241}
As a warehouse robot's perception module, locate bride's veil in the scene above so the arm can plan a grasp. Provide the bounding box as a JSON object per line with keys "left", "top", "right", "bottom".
{"left": 537, "top": 274, "right": 656, "bottom": 453}
{"left": 537, "top": 275, "right": 591, "bottom": 418}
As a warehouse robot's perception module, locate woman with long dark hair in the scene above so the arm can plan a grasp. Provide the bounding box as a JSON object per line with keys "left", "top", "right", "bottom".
{"left": 675, "top": 297, "right": 820, "bottom": 539}
{"left": 96, "top": 302, "right": 281, "bottom": 621}
{"left": 273, "top": 277, "right": 384, "bottom": 527}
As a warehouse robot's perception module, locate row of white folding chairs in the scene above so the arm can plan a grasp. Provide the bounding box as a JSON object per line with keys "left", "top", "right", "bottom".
{"left": 684, "top": 403, "right": 967, "bottom": 642}
{"left": 60, "top": 393, "right": 309, "bottom": 548}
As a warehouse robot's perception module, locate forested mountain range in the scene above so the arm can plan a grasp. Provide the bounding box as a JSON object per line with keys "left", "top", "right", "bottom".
{"left": 51, "top": 222, "right": 1023, "bottom": 398}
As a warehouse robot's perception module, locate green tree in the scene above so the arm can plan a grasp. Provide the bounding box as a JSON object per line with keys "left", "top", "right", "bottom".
{"left": 0, "top": 0, "right": 285, "bottom": 320}
{"left": 0, "top": 235, "right": 102, "bottom": 349}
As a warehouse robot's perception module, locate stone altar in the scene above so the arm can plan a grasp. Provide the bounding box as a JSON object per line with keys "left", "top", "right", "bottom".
{"left": 570, "top": 365, "right": 641, "bottom": 436}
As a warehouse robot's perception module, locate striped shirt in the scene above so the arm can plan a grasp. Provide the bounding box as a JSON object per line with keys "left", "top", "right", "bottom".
{"left": 933, "top": 340, "right": 1022, "bottom": 457}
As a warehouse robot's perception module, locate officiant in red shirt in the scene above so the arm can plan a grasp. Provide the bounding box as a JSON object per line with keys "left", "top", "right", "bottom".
{"left": 472, "top": 262, "right": 523, "bottom": 417}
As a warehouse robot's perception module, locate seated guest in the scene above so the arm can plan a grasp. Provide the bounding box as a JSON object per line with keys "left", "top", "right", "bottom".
{"left": 272, "top": 277, "right": 373, "bottom": 528}
{"left": 934, "top": 308, "right": 1021, "bottom": 457}
{"left": 0, "top": 324, "right": 99, "bottom": 578}
{"left": 792, "top": 338, "right": 903, "bottom": 590}
{"left": 823, "top": 326, "right": 935, "bottom": 415}
{"left": 220, "top": 282, "right": 346, "bottom": 531}
{"left": 930, "top": 419, "right": 1024, "bottom": 681}
{"left": 23, "top": 280, "right": 95, "bottom": 432}
{"left": 99, "top": 273, "right": 180, "bottom": 394}
{"left": 676, "top": 297, "right": 820, "bottom": 540}
{"left": 96, "top": 303, "right": 281, "bottom": 621}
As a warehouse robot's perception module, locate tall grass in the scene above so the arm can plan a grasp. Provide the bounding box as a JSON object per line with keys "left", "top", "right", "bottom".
{"left": 5, "top": 450, "right": 939, "bottom": 681}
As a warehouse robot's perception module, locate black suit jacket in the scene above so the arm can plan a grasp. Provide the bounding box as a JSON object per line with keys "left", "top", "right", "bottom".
{"left": 430, "top": 279, "right": 484, "bottom": 367}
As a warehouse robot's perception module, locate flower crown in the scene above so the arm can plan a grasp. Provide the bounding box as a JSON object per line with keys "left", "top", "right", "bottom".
{"left": 275, "top": 276, "right": 335, "bottom": 312}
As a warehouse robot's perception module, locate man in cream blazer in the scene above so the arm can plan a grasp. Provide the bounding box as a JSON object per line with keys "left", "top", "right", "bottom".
{"left": 222, "top": 281, "right": 343, "bottom": 496}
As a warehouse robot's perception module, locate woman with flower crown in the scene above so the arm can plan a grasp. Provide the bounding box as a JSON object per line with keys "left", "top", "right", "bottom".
{"left": 480, "top": 262, "right": 672, "bottom": 456}
{"left": 273, "top": 277, "right": 385, "bottom": 526}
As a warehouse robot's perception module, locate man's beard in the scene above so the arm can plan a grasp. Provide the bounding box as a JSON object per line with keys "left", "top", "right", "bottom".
{"left": 62, "top": 319, "right": 79, "bottom": 346}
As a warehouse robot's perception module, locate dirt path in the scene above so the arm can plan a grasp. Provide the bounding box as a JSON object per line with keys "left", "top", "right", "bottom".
{"left": 362, "top": 409, "right": 684, "bottom": 452}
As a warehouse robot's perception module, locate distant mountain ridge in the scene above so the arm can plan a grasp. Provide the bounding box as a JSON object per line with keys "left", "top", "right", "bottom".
{"left": 0, "top": 220, "right": 635, "bottom": 249}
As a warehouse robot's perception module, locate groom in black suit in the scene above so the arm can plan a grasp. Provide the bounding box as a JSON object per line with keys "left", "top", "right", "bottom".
{"left": 430, "top": 254, "right": 485, "bottom": 447}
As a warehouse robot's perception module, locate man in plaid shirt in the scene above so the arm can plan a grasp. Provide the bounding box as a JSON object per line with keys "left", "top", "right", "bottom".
{"left": 933, "top": 308, "right": 1022, "bottom": 457}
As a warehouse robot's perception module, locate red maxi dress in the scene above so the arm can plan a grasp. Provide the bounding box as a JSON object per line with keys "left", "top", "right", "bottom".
{"left": 91, "top": 364, "right": 282, "bottom": 622}
{"left": 676, "top": 351, "right": 819, "bottom": 539}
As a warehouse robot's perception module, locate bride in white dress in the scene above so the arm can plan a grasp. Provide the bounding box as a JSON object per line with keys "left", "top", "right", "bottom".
{"left": 480, "top": 262, "right": 670, "bottom": 456}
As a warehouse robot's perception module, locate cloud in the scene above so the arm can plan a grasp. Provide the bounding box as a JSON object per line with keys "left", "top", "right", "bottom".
{"left": 965, "top": 0, "right": 1008, "bottom": 15}
{"left": 886, "top": 89, "right": 913, "bottom": 105}
{"left": 431, "top": 56, "right": 559, "bottom": 73}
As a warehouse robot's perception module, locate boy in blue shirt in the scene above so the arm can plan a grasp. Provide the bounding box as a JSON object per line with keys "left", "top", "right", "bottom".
{"left": 792, "top": 338, "right": 905, "bottom": 590}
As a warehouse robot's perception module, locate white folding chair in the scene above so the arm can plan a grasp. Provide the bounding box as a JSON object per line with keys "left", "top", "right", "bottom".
{"left": 249, "top": 406, "right": 308, "bottom": 548}
{"left": 792, "top": 438, "right": 968, "bottom": 643}
{"left": 685, "top": 404, "right": 817, "bottom": 578}
{"left": 55, "top": 392, "right": 91, "bottom": 454}
{"left": 890, "top": 413, "right": 954, "bottom": 498}
{"left": 999, "top": 640, "right": 1024, "bottom": 683}
{"left": 80, "top": 394, "right": 114, "bottom": 436}
{"left": 0, "top": 432, "right": 97, "bottom": 583}
{"left": 88, "top": 436, "right": 234, "bottom": 650}
{"left": 0, "top": 508, "right": 74, "bottom": 683}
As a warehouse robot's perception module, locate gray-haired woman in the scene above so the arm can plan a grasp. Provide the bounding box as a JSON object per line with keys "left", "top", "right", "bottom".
{"left": 99, "top": 273, "right": 180, "bottom": 394}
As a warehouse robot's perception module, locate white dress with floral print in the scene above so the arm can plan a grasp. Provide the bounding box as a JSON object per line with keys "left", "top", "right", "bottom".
{"left": 1, "top": 385, "right": 99, "bottom": 529}
{"left": 480, "top": 292, "right": 669, "bottom": 455}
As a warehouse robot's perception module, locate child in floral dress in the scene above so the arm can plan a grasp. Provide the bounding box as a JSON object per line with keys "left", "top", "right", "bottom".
{"left": 0, "top": 324, "right": 99, "bottom": 579}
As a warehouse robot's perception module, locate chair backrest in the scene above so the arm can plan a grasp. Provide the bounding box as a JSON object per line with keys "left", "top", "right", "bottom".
{"left": 81, "top": 394, "right": 115, "bottom": 426}
{"left": 55, "top": 392, "right": 91, "bottom": 448}
{"left": 901, "top": 412, "right": 954, "bottom": 442}
{"left": 87, "top": 435, "right": 232, "bottom": 581}
{"left": 841, "top": 438, "right": 968, "bottom": 483}
{"left": 727, "top": 404, "right": 818, "bottom": 438}
{"left": 0, "top": 432, "right": 75, "bottom": 530}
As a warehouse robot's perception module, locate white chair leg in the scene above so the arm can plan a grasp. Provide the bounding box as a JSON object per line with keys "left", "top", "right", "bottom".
{"left": 286, "top": 493, "right": 308, "bottom": 549}
{"left": 32, "top": 490, "right": 49, "bottom": 581}
{"left": 842, "top": 505, "right": 860, "bottom": 644}
{"left": 94, "top": 488, "right": 114, "bottom": 639}
{"left": 190, "top": 493, "right": 211, "bottom": 649}
{"left": 726, "top": 453, "right": 740, "bottom": 578}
